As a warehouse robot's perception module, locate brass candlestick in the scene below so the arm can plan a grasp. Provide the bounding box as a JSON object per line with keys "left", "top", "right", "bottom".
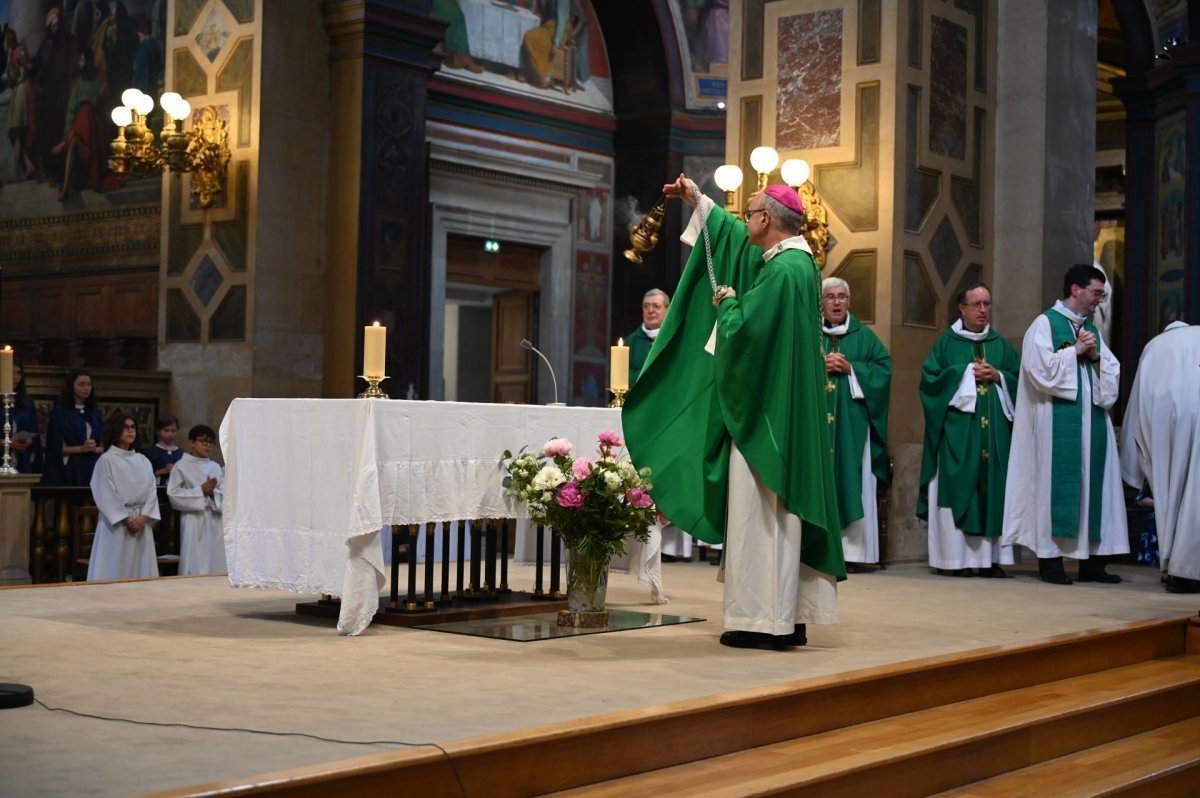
{"left": 608, "top": 388, "right": 627, "bottom": 408}
{"left": 623, "top": 197, "right": 666, "bottom": 264}
{"left": 1, "top": 394, "right": 17, "bottom": 475}
{"left": 358, "top": 375, "right": 389, "bottom": 399}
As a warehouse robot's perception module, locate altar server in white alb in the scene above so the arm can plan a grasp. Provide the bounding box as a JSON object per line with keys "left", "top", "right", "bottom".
{"left": 88, "top": 412, "right": 160, "bottom": 580}
{"left": 1002, "top": 264, "right": 1128, "bottom": 584}
{"left": 168, "top": 424, "right": 227, "bottom": 575}
{"left": 1120, "top": 321, "right": 1200, "bottom": 594}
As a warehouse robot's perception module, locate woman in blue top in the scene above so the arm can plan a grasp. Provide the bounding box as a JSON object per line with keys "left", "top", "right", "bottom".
{"left": 10, "top": 360, "right": 43, "bottom": 474}
{"left": 44, "top": 370, "right": 105, "bottom": 486}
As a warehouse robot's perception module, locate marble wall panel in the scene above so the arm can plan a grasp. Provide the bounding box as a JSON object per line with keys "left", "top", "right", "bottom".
{"left": 859, "top": 0, "right": 881, "bottom": 64}
{"left": 776, "top": 9, "right": 842, "bottom": 150}
{"left": 907, "top": 0, "right": 921, "bottom": 66}
{"left": 818, "top": 83, "right": 879, "bottom": 231}
{"left": 951, "top": 107, "right": 984, "bottom": 246}
{"left": 946, "top": 263, "right": 982, "bottom": 326}
{"left": 903, "top": 251, "right": 936, "bottom": 327}
{"left": 217, "top": 38, "right": 255, "bottom": 147}
{"left": 929, "top": 214, "right": 962, "bottom": 284}
{"left": 833, "top": 249, "right": 877, "bottom": 323}
{"left": 955, "top": 0, "right": 986, "bottom": 91}
{"left": 905, "top": 86, "right": 940, "bottom": 232}
{"left": 929, "top": 16, "right": 967, "bottom": 160}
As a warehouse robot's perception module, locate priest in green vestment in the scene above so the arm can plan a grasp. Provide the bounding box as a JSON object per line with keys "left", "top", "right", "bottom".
{"left": 819, "top": 277, "right": 892, "bottom": 568}
{"left": 623, "top": 174, "right": 843, "bottom": 651}
{"left": 918, "top": 283, "right": 1020, "bottom": 577}
{"left": 626, "top": 289, "right": 669, "bottom": 385}
{"left": 1001, "top": 264, "right": 1128, "bottom": 584}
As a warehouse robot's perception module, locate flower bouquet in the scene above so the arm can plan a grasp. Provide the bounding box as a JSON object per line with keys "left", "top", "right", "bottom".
{"left": 502, "top": 430, "right": 656, "bottom": 614}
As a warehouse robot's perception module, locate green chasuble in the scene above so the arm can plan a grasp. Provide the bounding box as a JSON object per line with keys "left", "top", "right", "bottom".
{"left": 917, "top": 326, "right": 1020, "bottom": 536}
{"left": 822, "top": 315, "right": 892, "bottom": 527}
{"left": 626, "top": 326, "right": 654, "bottom": 385}
{"left": 622, "top": 202, "right": 845, "bottom": 580}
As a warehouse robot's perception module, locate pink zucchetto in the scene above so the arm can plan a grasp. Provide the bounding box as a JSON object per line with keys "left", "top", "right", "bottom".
{"left": 762, "top": 185, "right": 805, "bottom": 215}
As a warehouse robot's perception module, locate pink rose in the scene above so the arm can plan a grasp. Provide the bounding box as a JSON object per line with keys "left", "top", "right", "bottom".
{"left": 626, "top": 488, "right": 653, "bottom": 508}
{"left": 571, "top": 456, "right": 593, "bottom": 480}
{"left": 542, "top": 437, "right": 573, "bottom": 457}
{"left": 557, "top": 481, "right": 585, "bottom": 507}
{"left": 597, "top": 430, "right": 623, "bottom": 447}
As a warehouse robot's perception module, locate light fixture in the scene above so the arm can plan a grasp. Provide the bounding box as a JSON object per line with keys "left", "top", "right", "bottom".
{"left": 781, "top": 157, "right": 831, "bottom": 269}
{"left": 713, "top": 165, "right": 743, "bottom": 211}
{"left": 749, "top": 146, "right": 780, "bottom": 191}
{"left": 108, "top": 88, "right": 231, "bottom": 209}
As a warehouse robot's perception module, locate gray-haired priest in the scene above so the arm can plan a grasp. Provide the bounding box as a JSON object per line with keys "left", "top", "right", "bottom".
{"left": 918, "top": 282, "right": 1020, "bottom": 577}
{"left": 819, "top": 277, "right": 892, "bottom": 569}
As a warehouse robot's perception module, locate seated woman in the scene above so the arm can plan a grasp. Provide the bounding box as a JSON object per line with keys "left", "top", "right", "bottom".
{"left": 87, "top": 411, "right": 160, "bottom": 581}
{"left": 44, "top": 369, "right": 105, "bottom": 487}
{"left": 51, "top": 47, "right": 106, "bottom": 201}
{"left": 10, "top": 359, "right": 43, "bottom": 474}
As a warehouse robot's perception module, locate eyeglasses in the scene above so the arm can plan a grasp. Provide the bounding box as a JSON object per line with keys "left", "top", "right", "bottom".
{"left": 742, "top": 207, "right": 768, "bottom": 223}
{"left": 122, "top": 423, "right": 138, "bottom": 430}
{"left": 1090, "top": 289, "right": 1107, "bottom": 299}
{"left": 960, "top": 300, "right": 991, "bottom": 309}
{"left": 822, "top": 294, "right": 850, "bottom": 303}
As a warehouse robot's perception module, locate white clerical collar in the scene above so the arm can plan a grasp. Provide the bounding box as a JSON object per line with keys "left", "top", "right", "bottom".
{"left": 822, "top": 316, "right": 850, "bottom": 336}
{"left": 1164, "top": 320, "right": 1190, "bottom": 332}
{"left": 952, "top": 319, "right": 990, "bottom": 341}
{"left": 1052, "top": 300, "right": 1087, "bottom": 324}
{"left": 762, "top": 235, "right": 813, "bottom": 262}
{"left": 641, "top": 323, "right": 660, "bottom": 340}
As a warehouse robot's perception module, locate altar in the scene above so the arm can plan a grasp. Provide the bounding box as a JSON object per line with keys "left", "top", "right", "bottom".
{"left": 219, "top": 399, "right": 622, "bottom": 634}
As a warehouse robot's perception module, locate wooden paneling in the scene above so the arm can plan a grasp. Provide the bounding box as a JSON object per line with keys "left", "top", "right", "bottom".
{"left": 491, "top": 290, "right": 532, "bottom": 403}
{"left": 74, "top": 287, "right": 107, "bottom": 337}
{"left": 447, "top": 235, "right": 541, "bottom": 291}
{"left": 0, "top": 270, "right": 158, "bottom": 345}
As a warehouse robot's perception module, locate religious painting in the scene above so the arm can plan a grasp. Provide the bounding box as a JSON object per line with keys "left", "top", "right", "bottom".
{"left": 1155, "top": 113, "right": 1186, "bottom": 329}
{"left": 666, "top": 0, "right": 727, "bottom": 108}
{"left": 573, "top": 249, "right": 608, "bottom": 360}
{"left": 430, "top": 0, "right": 613, "bottom": 113}
{"left": 576, "top": 187, "right": 607, "bottom": 244}
{"left": 0, "top": 0, "right": 167, "bottom": 221}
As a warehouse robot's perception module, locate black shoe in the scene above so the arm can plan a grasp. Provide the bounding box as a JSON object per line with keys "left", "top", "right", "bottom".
{"left": 1077, "top": 559, "right": 1122, "bottom": 584}
{"left": 719, "top": 630, "right": 791, "bottom": 651}
{"left": 780, "top": 624, "right": 807, "bottom": 646}
{"left": 1165, "top": 575, "right": 1200, "bottom": 594}
{"left": 977, "top": 565, "right": 1010, "bottom": 578}
{"left": 1038, "top": 557, "right": 1073, "bottom": 585}
{"left": 937, "top": 568, "right": 973, "bottom": 577}
{"left": 846, "top": 562, "right": 863, "bottom": 574}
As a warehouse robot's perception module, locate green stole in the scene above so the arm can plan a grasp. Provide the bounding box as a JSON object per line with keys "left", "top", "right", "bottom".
{"left": 1044, "top": 310, "right": 1106, "bottom": 541}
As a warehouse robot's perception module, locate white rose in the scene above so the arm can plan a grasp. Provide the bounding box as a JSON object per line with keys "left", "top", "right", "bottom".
{"left": 603, "top": 470, "right": 622, "bottom": 490}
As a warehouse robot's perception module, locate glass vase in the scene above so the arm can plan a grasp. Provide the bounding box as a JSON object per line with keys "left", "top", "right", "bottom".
{"left": 565, "top": 544, "right": 609, "bottom": 613}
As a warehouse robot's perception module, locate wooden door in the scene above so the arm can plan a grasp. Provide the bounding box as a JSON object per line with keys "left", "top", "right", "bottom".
{"left": 491, "top": 291, "right": 533, "bottom": 403}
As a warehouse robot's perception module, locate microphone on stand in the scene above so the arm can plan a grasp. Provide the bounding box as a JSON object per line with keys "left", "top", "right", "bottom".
{"left": 521, "top": 339, "right": 564, "bottom": 406}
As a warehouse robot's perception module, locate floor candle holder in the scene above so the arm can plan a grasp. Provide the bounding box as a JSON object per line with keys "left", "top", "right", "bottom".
{"left": 0, "top": 393, "right": 16, "bottom": 476}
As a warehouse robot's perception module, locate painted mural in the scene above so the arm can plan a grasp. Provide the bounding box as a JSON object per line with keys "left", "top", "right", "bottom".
{"left": 1, "top": 0, "right": 165, "bottom": 221}
{"left": 430, "top": 0, "right": 613, "bottom": 113}
{"left": 1155, "top": 112, "right": 1186, "bottom": 329}
{"left": 667, "top": 0, "right": 727, "bottom": 108}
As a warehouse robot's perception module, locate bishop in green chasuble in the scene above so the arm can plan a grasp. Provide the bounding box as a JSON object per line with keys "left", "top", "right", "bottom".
{"left": 918, "top": 284, "right": 1020, "bottom": 575}
{"left": 820, "top": 278, "right": 892, "bottom": 566}
{"left": 623, "top": 177, "right": 843, "bottom": 648}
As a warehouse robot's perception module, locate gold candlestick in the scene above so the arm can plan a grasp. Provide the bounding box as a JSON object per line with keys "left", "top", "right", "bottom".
{"left": 358, "top": 375, "right": 390, "bottom": 399}
{"left": 609, "top": 388, "right": 627, "bottom": 408}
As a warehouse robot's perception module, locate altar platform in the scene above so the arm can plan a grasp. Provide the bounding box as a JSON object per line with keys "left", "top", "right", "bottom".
{"left": 2, "top": 559, "right": 1197, "bottom": 796}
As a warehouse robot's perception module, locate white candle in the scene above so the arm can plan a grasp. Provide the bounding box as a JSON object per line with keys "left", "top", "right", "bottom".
{"left": 611, "top": 338, "right": 629, "bottom": 391}
{"left": 0, "top": 347, "right": 12, "bottom": 394}
{"left": 363, "top": 322, "right": 386, "bottom": 379}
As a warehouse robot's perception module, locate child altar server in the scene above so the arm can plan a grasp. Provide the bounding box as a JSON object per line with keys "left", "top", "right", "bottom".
{"left": 168, "top": 424, "right": 226, "bottom": 575}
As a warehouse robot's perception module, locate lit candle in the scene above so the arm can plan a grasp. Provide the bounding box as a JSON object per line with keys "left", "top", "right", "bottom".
{"left": 0, "top": 346, "right": 12, "bottom": 394}
{"left": 611, "top": 337, "right": 629, "bottom": 391}
{"left": 363, "top": 322, "right": 386, "bottom": 379}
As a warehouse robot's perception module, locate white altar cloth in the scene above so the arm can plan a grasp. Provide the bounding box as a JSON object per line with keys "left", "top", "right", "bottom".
{"left": 220, "top": 399, "right": 621, "bottom": 635}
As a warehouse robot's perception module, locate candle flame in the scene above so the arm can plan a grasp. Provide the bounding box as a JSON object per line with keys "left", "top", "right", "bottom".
{"left": 617, "top": 337, "right": 624, "bottom": 346}
{"left": 1, "top": 346, "right": 10, "bottom": 352}
{"left": 372, "top": 321, "right": 381, "bottom": 327}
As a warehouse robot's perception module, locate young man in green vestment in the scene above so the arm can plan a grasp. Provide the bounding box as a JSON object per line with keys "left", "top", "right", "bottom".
{"left": 918, "top": 283, "right": 1020, "bottom": 577}
{"left": 1001, "top": 264, "right": 1129, "bottom": 584}
{"left": 819, "top": 277, "right": 892, "bottom": 570}
{"left": 622, "top": 174, "right": 843, "bottom": 651}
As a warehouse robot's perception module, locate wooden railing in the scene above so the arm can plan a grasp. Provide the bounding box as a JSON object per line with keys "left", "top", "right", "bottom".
{"left": 28, "top": 486, "right": 182, "bottom": 583}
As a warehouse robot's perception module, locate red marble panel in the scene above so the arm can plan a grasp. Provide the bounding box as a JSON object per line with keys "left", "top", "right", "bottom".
{"left": 776, "top": 9, "right": 843, "bottom": 150}
{"left": 573, "top": 251, "right": 609, "bottom": 360}
{"left": 929, "top": 16, "right": 967, "bottom": 160}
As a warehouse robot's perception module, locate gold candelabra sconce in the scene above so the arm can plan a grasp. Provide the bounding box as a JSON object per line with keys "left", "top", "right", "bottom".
{"left": 108, "top": 89, "right": 231, "bottom": 209}
{"left": 717, "top": 147, "right": 832, "bottom": 269}
{"left": 623, "top": 197, "right": 666, "bottom": 264}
